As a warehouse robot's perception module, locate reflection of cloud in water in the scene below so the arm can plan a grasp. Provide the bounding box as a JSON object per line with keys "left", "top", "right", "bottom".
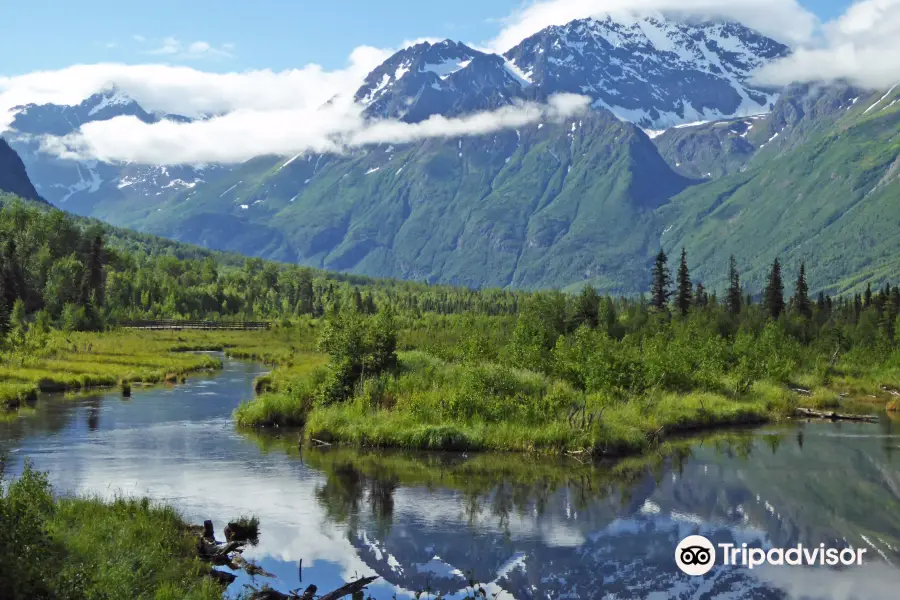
{"left": 7, "top": 364, "right": 900, "bottom": 599}
{"left": 755, "top": 562, "right": 900, "bottom": 600}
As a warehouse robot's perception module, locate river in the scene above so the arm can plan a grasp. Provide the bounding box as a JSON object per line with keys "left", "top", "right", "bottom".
{"left": 2, "top": 355, "right": 900, "bottom": 599}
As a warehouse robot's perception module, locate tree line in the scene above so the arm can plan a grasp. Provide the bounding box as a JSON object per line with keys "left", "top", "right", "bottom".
{"left": 0, "top": 200, "right": 523, "bottom": 338}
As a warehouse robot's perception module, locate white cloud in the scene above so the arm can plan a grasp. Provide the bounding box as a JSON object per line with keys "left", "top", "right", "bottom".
{"left": 0, "top": 47, "right": 387, "bottom": 129}
{"left": 132, "top": 34, "right": 146, "bottom": 43}
{"left": 39, "top": 94, "right": 590, "bottom": 165}
{"left": 755, "top": 0, "right": 900, "bottom": 90}
{"left": 486, "top": 0, "right": 819, "bottom": 53}
{"left": 145, "top": 37, "right": 233, "bottom": 60}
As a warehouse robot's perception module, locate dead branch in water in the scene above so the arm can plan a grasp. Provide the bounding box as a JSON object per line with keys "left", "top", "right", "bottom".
{"left": 794, "top": 407, "right": 878, "bottom": 422}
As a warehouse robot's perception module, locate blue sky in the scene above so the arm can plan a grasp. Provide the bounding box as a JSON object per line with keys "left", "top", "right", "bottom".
{"left": 0, "top": 0, "right": 854, "bottom": 75}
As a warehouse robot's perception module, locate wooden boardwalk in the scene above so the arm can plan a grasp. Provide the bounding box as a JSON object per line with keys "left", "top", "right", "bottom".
{"left": 119, "top": 319, "right": 271, "bottom": 331}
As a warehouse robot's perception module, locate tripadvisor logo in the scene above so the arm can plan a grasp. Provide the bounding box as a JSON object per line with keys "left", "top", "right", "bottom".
{"left": 675, "top": 535, "right": 868, "bottom": 576}
{"left": 676, "top": 535, "right": 716, "bottom": 576}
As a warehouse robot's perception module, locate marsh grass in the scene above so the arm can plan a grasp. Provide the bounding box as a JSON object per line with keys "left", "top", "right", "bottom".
{"left": 296, "top": 351, "right": 781, "bottom": 456}
{"left": 0, "top": 464, "right": 220, "bottom": 600}
{"left": 0, "top": 328, "right": 322, "bottom": 412}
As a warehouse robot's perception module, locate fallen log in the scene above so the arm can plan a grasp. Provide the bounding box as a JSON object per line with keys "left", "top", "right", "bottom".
{"left": 198, "top": 537, "right": 245, "bottom": 565}
{"left": 795, "top": 407, "right": 878, "bottom": 422}
{"left": 203, "top": 520, "right": 215, "bottom": 541}
{"left": 232, "top": 552, "right": 275, "bottom": 578}
{"left": 208, "top": 568, "right": 237, "bottom": 585}
{"left": 248, "top": 577, "right": 379, "bottom": 600}
{"left": 318, "top": 576, "right": 380, "bottom": 600}
{"left": 298, "top": 585, "right": 317, "bottom": 600}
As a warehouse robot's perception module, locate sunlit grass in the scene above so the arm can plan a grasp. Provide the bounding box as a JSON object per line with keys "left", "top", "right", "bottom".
{"left": 1, "top": 465, "right": 221, "bottom": 599}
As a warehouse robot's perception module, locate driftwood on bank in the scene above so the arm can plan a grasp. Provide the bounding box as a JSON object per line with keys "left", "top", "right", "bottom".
{"left": 248, "top": 576, "right": 379, "bottom": 600}
{"left": 794, "top": 407, "right": 879, "bottom": 422}
{"left": 193, "top": 519, "right": 379, "bottom": 600}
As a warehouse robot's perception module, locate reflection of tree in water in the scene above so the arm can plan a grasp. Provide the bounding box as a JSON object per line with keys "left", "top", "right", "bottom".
{"left": 880, "top": 416, "right": 896, "bottom": 462}
{"left": 315, "top": 462, "right": 366, "bottom": 530}
{"left": 0, "top": 397, "right": 82, "bottom": 458}
{"left": 369, "top": 473, "right": 397, "bottom": 539}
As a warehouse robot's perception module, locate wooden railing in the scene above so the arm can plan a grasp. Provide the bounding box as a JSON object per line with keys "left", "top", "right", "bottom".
{"left": 118, "top": 319, "right": 271, "bottom": 331}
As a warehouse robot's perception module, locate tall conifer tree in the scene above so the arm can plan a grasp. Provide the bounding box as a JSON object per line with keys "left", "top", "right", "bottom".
{"left": 794, "top": 262, "right": 811, "bottom": 318}
{"left": 675, "top": 248, "right": 693, "bottom": 316}
{"left": 726, "top": 255, "right": 742, "bottom": 315}
{"left": 764, "top": 258, "right": 785, "bottom": 319}
{"left": 650, "top": 250, "right": 672, "bottom": 311}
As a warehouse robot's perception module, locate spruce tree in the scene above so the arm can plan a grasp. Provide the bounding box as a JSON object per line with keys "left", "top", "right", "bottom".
{"left": 694, "top": 282, "right": 707, "bottom": 307}
{"left": 573, "top": 285, "right": 601, "bottom": 329}
{"left": 864, "top": 283, "right": 873, "bottom": 308}
{"left": 650, "top": 250, "right": 672, "bottom": 311}
{"left": 726, "top": 255, "right": 742, "bottom": 315}
{"left": 764, "top": 258, "right": 785, "bottom": 319}
{"left": 794, "top": 262, "right": 811, "bottom": 318}
{"left": 675, "top": 248, "right": 693, "bottom": 316}
{"left": 0, "top": 278, "right": 8, "bottom": 338}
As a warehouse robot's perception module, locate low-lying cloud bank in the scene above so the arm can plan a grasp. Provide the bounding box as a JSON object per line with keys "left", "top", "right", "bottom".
{"left": 3, "top": 0, "right": 900, "bottom": 167}
{"left": 40, "top": 94, "right": 591, "bottom": 165}
{"left": 486, "top": 0, "right": 818, "bottom": 52}
{"left": 754, "top": 0, "right": 900, "bottom": 90}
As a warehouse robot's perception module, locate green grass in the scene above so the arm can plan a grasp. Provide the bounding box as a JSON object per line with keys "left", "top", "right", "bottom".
{"left": 0, "top": 331, "right": 223, "bottom": 408}
{"left": 0, "top": 327, "right": 324, "bottom": 413}
{"left": 239, "top": 350, "right": 785, "bottom": 457}
{"left": 0, "top": 381, "right": 38, "bottom": 409}
{"left": 1, "top": 464, "right": 222, "bottom": 600}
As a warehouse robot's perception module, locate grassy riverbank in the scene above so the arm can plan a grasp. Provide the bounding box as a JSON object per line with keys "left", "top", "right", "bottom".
{"left": 0, "top": 326, "right": 330, "bottom": 411}
{"left": 0, "top": 331, "right": 224, "bottom": 410}
{"left": 293, "top": 351, "right": 782, "bottom": 456}
{"left": 234, "top": 304, "right": 900, "bottom": 457}
{"left": 0, "top": 464, "right": 221, "bottom": 600}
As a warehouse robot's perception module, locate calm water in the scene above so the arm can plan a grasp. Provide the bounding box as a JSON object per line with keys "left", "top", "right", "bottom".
{"left": 3, "top": 355, "right": 900, "bottom": 599}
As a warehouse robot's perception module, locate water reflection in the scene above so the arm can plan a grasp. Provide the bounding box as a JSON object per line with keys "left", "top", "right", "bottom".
{"left": 1, "top": 358, "right": 900, "bottom": 599}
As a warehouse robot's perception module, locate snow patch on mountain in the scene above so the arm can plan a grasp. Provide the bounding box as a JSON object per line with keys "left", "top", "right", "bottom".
{"left": 88, "top": 89, "right": 135, "bottom": 117}
{"left": 504, "top": 14, "right": 788, "bottom": 129}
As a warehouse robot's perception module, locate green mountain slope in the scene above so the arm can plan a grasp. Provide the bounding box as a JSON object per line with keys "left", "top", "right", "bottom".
{"left": 659, "top": 87, "right": 900, "bottom": 295}
{"left": 121, "top": 111, "right": 695, "bottom": 292}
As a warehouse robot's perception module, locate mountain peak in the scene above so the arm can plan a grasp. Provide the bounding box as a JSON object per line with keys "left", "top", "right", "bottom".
{"left": 84, "top": 87, "right": 139, "bottom": 117}
{"left": 8, "top": 87, "right": 156, "bottom": 137}
{"left": 504, "top": 14, "right": 788, "bottom": 128}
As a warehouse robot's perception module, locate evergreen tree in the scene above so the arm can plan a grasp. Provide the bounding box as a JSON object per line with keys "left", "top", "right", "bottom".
{"left": 675, "top": 248, "right": 693, "bottom": 316}
{"left": 76, "top": 233, "right": 106, "bottom": 310}
{"left": 764, "top": 258, "right": 785, "bottom": 319}
{"left": 650, "top": 250, "right": 672, "bottom": 311}
{"left": 0, "top": 278, "right": 8, "bottom": 338}
{"left": 794, "top": 262, "right": 811, "bottom": 318}
{"left": 694, "top": 282, "right": 707, "bottom": 307}
{"left": 573, "top": 285, "right": 600, "bottom": 329}
{"left": 726, "top": 255, "right": 742, "bottom": 315}
{"left": 881, "top": 295, "right": 897, "bottom": 340}
{"left": 864, "top": 283, "right": 873, "bottom": 308}
{"left": 816, "top": 292, "right": 826, "bottom": 312}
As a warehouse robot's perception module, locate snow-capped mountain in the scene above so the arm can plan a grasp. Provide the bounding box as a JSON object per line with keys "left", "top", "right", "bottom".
{"left": 4, "top": 89, "right": 228, "bottom": 216}
{"left": 354, "top": 39, "right": 534, "bottom": 122}
{"left": 353, "top": 15, "right": 787, "bottom": 129}
{"left": 504, "top": 15, "right": 788, "bottom": 128}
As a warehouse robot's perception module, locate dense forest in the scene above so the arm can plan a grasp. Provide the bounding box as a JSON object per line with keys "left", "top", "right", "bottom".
{"left": 2, "top": 195, "right": 898, "bottom": 367}
{"left": 0, "top": 197, "right": 523, "bottom": 336}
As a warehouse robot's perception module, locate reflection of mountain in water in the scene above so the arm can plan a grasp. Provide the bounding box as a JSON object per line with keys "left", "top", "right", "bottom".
{"left": 305, "top": 423, "right": 900, "bottom": 599}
